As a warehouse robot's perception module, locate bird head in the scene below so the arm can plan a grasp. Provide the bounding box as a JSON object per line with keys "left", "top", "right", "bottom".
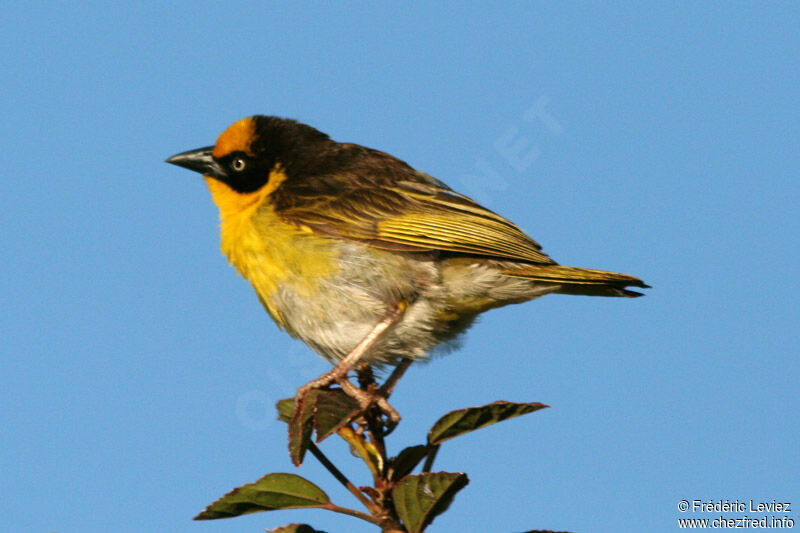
{"left": 170, "top": 115, "right": 332, "bottom": 185}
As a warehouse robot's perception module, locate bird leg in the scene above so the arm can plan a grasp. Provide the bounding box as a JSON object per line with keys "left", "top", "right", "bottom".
{"left": 357, "top": 357, "right": 413, "bottom": 434}
{"left": 294, "top": 304, "right": 406, "bottom": 424}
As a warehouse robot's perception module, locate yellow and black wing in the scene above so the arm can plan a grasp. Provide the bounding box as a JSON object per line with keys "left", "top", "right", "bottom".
{"left": 273, "top": 170, "right": 556, "bottom": 265}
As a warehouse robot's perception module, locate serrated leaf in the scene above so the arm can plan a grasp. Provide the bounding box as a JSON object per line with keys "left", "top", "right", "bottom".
{"left": 280, "top": 391, "right": 363, "bottom": 464}
{"left": 269, "top": 524, "right": 328, "bottom": 533}
{"left": 392, "top": 472, "right": 469, "bottom": 533}
{"left": 427, "top": 401, "right": 548, "bottom": 445}
{"left": 279, "top": 392, "right": 362, "bottom": 436}
{"left": 288, "top": 392, "right": 319, "bottom": 466}
{"left": 194, "top": 473, "right": 329, "bottom": 520}
{"left": 314, "top": 389, "right": 363, "bottom": 442}
{"left": 388, "top": 445, "right": 430, "bottom": 481}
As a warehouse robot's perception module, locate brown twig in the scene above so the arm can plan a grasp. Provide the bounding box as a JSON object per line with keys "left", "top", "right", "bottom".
{"left": 308, "top": 441, "right": 378, "bottom": 514}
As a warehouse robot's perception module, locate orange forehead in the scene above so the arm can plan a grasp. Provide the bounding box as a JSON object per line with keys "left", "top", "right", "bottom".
{"left": 212, "top": 117, "right": 257, "bottom": 158}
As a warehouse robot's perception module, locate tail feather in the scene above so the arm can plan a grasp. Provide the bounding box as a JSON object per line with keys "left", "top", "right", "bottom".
{"left": 501, "top": 265, "right": 650, "bottom": 298}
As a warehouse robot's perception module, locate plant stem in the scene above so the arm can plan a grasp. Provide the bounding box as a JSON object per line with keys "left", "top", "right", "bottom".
{"left": 365, "top": 410, "right": 386, "bottom": 474}
{"left": 308, "top": 441, "right": 377, "bottom": 513}
{"left": 379, "top": 358, "right": 412, "bottom": 397}
{"left": 322, "top": 502, "right": 383, "bottom": 526}
{"left": 422, "top": 444, "right": 440, "bottom": 472}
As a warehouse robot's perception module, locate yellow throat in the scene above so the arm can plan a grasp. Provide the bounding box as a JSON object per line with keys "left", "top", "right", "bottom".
{"left": 204, "top": 166, "right": 338, "bottom": 326}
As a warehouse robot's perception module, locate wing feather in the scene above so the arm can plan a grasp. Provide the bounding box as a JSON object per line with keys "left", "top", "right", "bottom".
{"left": 274, "top": 170, "right": 555, "bottom": 264}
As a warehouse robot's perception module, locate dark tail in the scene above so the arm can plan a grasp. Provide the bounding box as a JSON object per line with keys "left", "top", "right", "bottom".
{"left": 501, "top": 264, "right": 650, "bottom": 298}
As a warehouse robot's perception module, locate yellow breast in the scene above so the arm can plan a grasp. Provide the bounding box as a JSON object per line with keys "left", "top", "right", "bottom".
{"left": 204, "top": 173, "right": 339, "bottom": 326}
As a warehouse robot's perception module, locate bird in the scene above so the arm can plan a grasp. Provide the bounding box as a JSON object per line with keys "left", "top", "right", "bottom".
{"left": 166, "top": 116, "right": 648, "bottom": 409}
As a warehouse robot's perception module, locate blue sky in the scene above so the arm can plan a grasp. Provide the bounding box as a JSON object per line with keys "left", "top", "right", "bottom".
{"left": 2, "top": 3, "right": 798, "bottom": 532}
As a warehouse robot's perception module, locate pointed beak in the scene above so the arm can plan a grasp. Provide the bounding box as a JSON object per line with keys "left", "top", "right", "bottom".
{"left": 165, "top": 146, "right": 220, "bottom": 176}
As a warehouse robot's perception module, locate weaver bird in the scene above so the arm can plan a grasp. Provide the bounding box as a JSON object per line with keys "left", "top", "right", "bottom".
{"left": 167, "top": 116, "right": 648, "bottom": 415}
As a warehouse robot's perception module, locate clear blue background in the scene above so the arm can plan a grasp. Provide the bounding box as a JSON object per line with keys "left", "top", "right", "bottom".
{"left": 2, "top": 3, "right": 798, "bottom": 532}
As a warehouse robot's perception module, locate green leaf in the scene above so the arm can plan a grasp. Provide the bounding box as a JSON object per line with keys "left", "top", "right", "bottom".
{"left": 276, "top": 397, "right": 294, "bottom": 423}
{"left": 392, "top": 472, "right": 469, "bottom": 533}
{"left": 388, "top": 445, "right": 430, "bottom": 481}
{"left": 194, "top": 473, "right": 330, "bottom": 520}
{"left": 314, "top": 389, "right": 363, "bottom": 442}
{"left": 269, "top": 524, "right": 328, "bottom": 533}
{"left": 427, "top": 401, "right": 548, "bottom": 445}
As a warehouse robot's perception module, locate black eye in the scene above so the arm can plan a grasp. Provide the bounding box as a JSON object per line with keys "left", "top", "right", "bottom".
{"left": 231, "top": 158, "right": 247, "bottom": 172}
